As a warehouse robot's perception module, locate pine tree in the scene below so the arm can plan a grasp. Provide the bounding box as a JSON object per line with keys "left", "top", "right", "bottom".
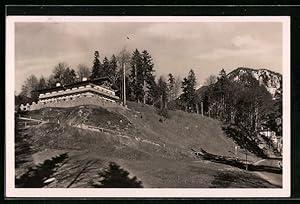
{"left": 180, "top": 69, "right": 197, "bottom": 112}
{"left": 213, "top": 69, "right": 230, "bottom": 120}
{"left": 102, "top": 56, "right": 110, "bottom": 78}
{"left": 141, "top": 50, "right": 155, "bottom": 104}
{"left": 129, "top": 49, "right": 143, "bottom": 102}
{"left": 109, "top": 54, "right": 118, "bottom": 83}
{"left": 91, "top": 51, "right": 101, "bottom": 79}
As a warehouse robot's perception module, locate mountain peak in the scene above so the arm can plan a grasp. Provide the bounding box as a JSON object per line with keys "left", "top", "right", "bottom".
{"left": 227, "top": 67, "right": 282, "bottom": 97}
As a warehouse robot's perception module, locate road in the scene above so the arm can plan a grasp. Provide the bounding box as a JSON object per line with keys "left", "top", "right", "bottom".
{"left": 252, "top": 159, "right": 282, "bottom": 187}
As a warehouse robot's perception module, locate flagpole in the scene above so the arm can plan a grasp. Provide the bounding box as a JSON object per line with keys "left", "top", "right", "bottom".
{"left": 123, "top": 36, "right": 130, "bottom": 107}
{"left": 123, "top": 62, "right": 126, "bottom": 107}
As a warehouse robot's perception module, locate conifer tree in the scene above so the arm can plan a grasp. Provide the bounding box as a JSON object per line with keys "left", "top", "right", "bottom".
{"left": 109, "top": 54, "right": 118, "bottom": 83}
{"left": 129, "top": 49, "right": 143, "bottom": 102}
{"left": 180, "top": 69, "right": 197, "bottom": 112}
{"left": 102, "top": 56, "right": 110, "bottom": 78}
{"left": 91, "top": 51, "right": 101, "bottom": 79}
{"left": 141, "top": 50, "right": 155, "bottom": 104}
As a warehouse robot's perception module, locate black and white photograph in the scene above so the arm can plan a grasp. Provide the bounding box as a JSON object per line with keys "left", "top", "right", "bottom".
{"left": 5, "top": 16, "right": 290, "bottom": 197}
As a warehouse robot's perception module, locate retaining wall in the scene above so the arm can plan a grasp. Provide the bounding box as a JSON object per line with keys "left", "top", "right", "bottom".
{"left": 28, "top": 96, "right": 123, "bottom": 111}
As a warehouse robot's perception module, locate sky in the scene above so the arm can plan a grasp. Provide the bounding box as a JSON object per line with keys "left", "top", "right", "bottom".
{"left": 15, "top": 22, "right": 282, "bottom": 93}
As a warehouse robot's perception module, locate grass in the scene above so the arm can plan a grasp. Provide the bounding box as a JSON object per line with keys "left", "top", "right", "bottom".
{"left": 14, "top": 102, "right": 272, "bottom": 188}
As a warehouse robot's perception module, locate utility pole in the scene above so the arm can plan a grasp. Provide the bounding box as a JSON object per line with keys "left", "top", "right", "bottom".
{"left": 201, "top": 101, "right": 203, "bottom": 116}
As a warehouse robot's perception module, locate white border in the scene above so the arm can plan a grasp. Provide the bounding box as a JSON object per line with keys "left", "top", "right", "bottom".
{"left": 5, "top": 16, "right": 291, "bottom": 198}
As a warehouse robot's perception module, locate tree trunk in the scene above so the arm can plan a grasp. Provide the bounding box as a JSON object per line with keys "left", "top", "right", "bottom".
{"left": 196, "top": 103, "right": 199, "bottom": 114}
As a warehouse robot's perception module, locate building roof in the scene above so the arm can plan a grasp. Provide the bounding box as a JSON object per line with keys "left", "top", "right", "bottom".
{"left": 35, "top": 77, "right": 116, "bottom": 94}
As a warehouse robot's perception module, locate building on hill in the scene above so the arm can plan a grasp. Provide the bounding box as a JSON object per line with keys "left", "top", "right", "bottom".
{"left": 20, "top": 77, "right": 121, "bottom": 111}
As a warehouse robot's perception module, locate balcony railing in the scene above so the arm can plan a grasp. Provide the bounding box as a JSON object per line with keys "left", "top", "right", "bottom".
{"left": 39, "top": 85, "right": 119, "bottom": 100}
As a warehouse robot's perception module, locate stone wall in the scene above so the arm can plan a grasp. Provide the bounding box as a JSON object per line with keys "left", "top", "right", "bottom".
{"left": 28, "top": 96, "right": 122, "bottom": 111}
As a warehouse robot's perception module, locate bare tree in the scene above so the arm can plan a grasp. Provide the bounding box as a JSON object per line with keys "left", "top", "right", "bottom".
{"left": 53, "top": 62, "right": 69, "bottom": 82}
{"left": 173, "top": 75, "right": 182, "bottom": 99}
{"left": 77, "top": 64, "right": 90, "bottom": 80}
{"left": 204, "top": 75, "right": 217, "bottom": 86}
{"left": 19, "top": 74, "right": 39, "bottom": 100}
{"left": 116, "top": 47, "right": 131, "bottom": 76}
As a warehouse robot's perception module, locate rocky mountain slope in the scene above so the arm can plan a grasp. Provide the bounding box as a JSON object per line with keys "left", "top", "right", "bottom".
{"left": 227, "top": 67, "right": 282, "bottom": 97}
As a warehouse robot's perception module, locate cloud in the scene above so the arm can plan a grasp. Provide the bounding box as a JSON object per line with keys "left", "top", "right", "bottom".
{"left": 196, "top": 34, "right": 280, "bottom": 62}
{"left": 232, "top": 35, "right": 259, "bottom": 48}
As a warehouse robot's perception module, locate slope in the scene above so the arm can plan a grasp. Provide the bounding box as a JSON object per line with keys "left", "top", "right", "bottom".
{"left": 22, "top": 102, "right": 239, "bottom": 159}
{"left": 15, "top": 103, "right": 274, "bottom": 188}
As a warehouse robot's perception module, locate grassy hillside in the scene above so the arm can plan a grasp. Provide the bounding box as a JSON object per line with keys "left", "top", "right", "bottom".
{"left": 15, "top": 102, "right": 273, "bottom": 188}
{"left": 120, "top": 102, "right": 237, "bottom": 157}
{"left": 22, "top": 102, "right": 238, "bottom": 159}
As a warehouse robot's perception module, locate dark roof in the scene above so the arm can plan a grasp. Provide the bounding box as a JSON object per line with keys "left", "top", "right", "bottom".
{"left": 35, "top": 77, "right": 113, "bottom": 94}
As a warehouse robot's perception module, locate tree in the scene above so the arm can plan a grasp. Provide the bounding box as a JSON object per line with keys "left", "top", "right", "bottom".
{"left": 145, "top": 75, "right": 157, "bottom": 105}
{"left": 19, "top": 74, "right": 39, "bottom": 101}
{"left": 46, "top": 63, "right": 77, "bottom": 87}
{"left": 91, "top": 51, "right": 102, "bottom": 79}
{"left": 116, "top": 47, "right": 131, "bottom": 75}
{"left": 141, "top": 50, "right": 155, "bottom": 104}
{"left": 167, "top": 73, "right": 180, "bottom": 102}
{"left": 109, "top": 54, "right": 118, "bottom": 83}
{"left": 180, "top": 69, "right": 197, "bottom": 112}
{"left": 116, "top": 47, "right": 131, "bottom": 101}
{"left": 93, "top": 162, "right": 143, "bottom": 188}
{"left": 157, "top": 76, "right": 168, "bottom": 117}
{"left": 77, "top": 64, "right": 90, "bottom": 80}
{"left": 46, "top": 75, "right": 57, "bottom": 88}
{"left": 129, "top": 49, "right": 143, "bottom": 102}
{"left": 173, "top": 75, "right": 182, "bottom": 99}
{"left": 53, "top": 62, "right": 68, "bottom": 81}
{"left": 204, "top": 75, "right": 217, "bottom": 86}
{"left": 102, "top": 56, "right": 110, "bottom": 78}
{"left": 62, "top": 67, "right": 77, "bottom": 85}
{"left": 37, "top": 76, "right": 47, "bottom": 90}
{"left": 212, "top": 69, "right": 230, "bottom": 120}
